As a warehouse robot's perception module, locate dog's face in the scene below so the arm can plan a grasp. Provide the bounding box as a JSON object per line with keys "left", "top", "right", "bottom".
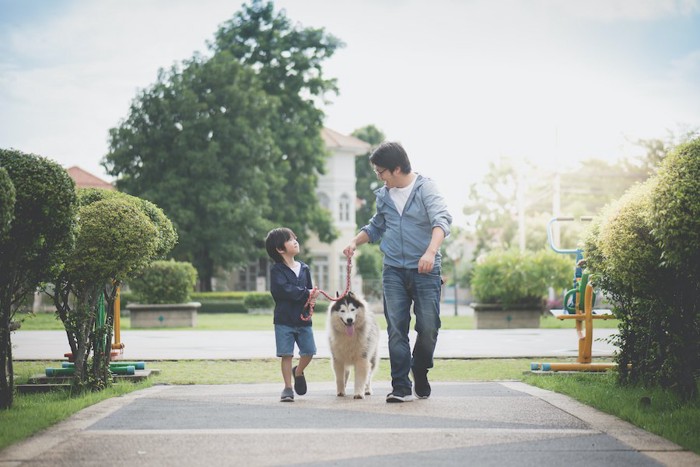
{"left": 329, "top": 292, "right": 364, "bottom": 337}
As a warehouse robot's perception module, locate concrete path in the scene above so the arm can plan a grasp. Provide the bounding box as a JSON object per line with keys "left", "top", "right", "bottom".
{"left": 7, "top": 327, "right": 699, "bottom": 466}
{"left": 12, "top": 328, "right": 619, "bottom": 361}
{"left": 1, "top": 381, "right": 696, "bottom": 466}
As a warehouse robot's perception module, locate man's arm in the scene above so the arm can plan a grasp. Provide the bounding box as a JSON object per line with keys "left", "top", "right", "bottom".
{"left": 418, "top": 226, "right": 446, "bottom": 274}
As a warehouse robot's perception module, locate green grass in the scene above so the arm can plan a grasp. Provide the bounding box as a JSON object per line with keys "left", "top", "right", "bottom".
{"left": 15, "top": 311, "right": 618, "bottom": 331}
{"left": 523, "top": 371, "right": 700, "bottom": 455}
{"left": 6, "top": 358, "right": 699, "bottom": 456}
{"left": 0, "top": 379, "right": 151, "bottom": 451}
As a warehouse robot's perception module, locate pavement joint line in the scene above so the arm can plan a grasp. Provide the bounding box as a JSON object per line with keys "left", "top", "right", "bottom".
{"left": 84, "top": 428, "right": 602, "bottom": 436}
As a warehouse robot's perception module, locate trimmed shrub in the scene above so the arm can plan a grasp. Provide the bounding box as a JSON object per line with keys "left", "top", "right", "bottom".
{"left": 585, "top": 138, "right": 700, "bottom": 400}
{"left": 471, "top": 249, "right": 570, "bottom": 309}
{"left": 0, "top": 149, "right": 77, "bottom": 408}
{"left": 0, "top": 167, "right": 14, "bottom": 239}
{"left": 190, "top": 291, "right": 248, "bottom": 302}
{"left": 243, "top": 292, "right": 274, "bottom": 310}
{"left": 129, "top": 260, "right": 197, "bottom": 304}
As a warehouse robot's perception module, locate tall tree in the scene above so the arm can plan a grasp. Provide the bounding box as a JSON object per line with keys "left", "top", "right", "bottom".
{"left": 463, "top": 157, "right": 521, "bottom": 256}
{"left": 212, "top": 0, "right": 343, "bottom": 244}
{"left": 104, "top": 1, "right": 343, "bottom": 289}
{"left": 351, "top": 125, "right": 385, "bottom": 229}
{"left": 0, "top": 149, "right": 76, "bottom": 408}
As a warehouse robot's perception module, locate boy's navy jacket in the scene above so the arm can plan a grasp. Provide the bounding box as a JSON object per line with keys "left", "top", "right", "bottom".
{"left": 269, "top": 261, "right": 313, "bottom": 327}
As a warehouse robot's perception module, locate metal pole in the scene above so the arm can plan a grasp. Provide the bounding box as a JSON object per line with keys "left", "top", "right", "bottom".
{"left": 453, "top": 258, "right": 459, "bottom": 316}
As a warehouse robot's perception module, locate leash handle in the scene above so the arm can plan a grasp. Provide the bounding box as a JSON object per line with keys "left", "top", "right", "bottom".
{"left": 300, "top": 256, "right": 352, "bottom": 321}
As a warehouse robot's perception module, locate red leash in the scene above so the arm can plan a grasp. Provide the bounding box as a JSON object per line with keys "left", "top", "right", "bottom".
{"left": 300, "top": 256, "right": 352, "bottom": 321}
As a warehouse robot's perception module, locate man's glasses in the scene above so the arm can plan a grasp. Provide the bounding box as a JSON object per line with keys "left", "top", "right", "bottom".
{"left": 373, "top": 167, "right": 388, "bottom": 176}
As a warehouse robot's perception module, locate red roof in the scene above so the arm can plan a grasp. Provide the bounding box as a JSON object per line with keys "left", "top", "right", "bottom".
{"left": 66, "top": 166, "right": 114, "bottom": 190}
{"left": 321, "top": 127, "right": 371, "bottom": 153}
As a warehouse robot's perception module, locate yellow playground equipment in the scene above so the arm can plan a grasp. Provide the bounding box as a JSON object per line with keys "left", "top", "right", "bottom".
{"left": 530, "top": 217, "right": 616, "bottom": 372}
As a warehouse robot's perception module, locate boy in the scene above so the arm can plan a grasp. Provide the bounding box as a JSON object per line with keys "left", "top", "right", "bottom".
{"left": 265, "top": 227, "right": 319, "bottom": 402}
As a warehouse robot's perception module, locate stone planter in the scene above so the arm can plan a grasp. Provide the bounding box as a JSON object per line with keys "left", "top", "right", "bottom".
{"left": 127, "top": 302, "right": 201, "bottom": 328}
{"left": 471, "top": 303, "right": 542, "bottom": 329}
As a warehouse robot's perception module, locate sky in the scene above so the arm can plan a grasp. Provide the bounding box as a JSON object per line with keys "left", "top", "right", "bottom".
{"left": 1, "top": 0, "right": 699, "bottom": 227}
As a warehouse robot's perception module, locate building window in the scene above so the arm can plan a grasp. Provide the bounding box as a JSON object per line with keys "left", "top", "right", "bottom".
{"left": 311, "top": 255, "right": 329, "bottom": 292}
{"left": 339, "top": 193, "right": 351, "bottom": 222}
{"left": 318, "top": 192, "right": 330, "bottom": 211}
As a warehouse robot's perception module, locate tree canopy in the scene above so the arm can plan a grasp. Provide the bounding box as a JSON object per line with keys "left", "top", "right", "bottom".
{"left": 103, "top": 1, "right": 343, "bottom": 290}
{"left": 0, "top": 167, "right": 14, "bottom": 240}
{"left": 351, "top": 124, "right": 385, "bottom": 230}
{"left": 51, "top": 188, "right": 175, "bottom": 390}
{"left": 0, "top": 149, "right": 77, "bottom": 408}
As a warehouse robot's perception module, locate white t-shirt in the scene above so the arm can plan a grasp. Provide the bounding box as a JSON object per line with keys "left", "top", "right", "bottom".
{"left": 291, "top": 261, "right": 301, "bottom": 277}
{"left": 390, "top": 174, "right": 417, "bottom": 216}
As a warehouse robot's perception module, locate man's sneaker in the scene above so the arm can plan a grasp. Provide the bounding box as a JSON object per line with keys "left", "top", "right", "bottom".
{"left": 292, "top": 366, "right": 307, "bottom": 395}
{"left": 280, "top": 387, "right": 294, "bottom": 402}
{"left": 386, "top": 388, "right": 414, "bottom": 403}
{"left": 412, "top": 368, "right": 431, "bottom": 399}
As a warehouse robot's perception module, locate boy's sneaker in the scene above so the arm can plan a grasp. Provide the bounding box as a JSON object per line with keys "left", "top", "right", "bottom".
{"left": 412, "top": 368, "right": 431, "bottom": 399}
{"left": 280, "top": 387, "right": 294, "bottom": 402}
{"left": 292, "top": 366, "right": 307, "bottom": 395}
{"left": 386, "top": 387, "right": 414, "bottom": 403}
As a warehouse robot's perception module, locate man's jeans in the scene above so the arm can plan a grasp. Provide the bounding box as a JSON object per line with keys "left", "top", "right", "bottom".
{"left": 382, "top": 264, "right": 442, "bottom": 391}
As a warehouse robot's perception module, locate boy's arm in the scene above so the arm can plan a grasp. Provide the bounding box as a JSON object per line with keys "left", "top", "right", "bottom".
{"left": 270, "top": 267, "right": 310, "bottom": 303}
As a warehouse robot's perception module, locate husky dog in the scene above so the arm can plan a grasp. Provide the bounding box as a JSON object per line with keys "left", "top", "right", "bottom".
{"left": 327, "top": 292, "right": 380, "bottom": 399}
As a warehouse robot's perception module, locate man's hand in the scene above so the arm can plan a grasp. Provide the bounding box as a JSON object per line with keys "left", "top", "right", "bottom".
{"left": 343, "top": 242, "right": 357, "bottom": 259}
{"left": 418, "top": 250, "right": 436, "bottom": 274}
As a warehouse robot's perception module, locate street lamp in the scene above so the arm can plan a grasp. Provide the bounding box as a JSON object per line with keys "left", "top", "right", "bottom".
{"left": 445, "top": 242, "right": 463, "bottom": 317}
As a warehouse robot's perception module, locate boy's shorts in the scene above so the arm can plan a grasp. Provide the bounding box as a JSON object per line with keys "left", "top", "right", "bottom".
{"left": 275, "top": 324, "right": 317, "bottom": 357}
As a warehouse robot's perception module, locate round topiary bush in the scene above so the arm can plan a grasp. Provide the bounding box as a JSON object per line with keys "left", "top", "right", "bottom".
{"left": 471, "top": 248, "right": 570, "bottom": 309}
{"left": 129, "top": 260, "right": 198, "bottom": 304}
{"left": 0, "top": 167, "right": 15, "bottom": 239}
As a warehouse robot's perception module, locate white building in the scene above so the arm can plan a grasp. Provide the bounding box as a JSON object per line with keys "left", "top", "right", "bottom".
{"left": 306, "top": 128, "right": 371, "bottom": 295}
{"left": 228, "top": 127, "right": 371, "bottom": 293}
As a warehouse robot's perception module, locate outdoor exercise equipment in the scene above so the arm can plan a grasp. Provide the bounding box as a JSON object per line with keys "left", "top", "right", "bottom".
{"left": 530, "top": 217, "right": 616, "bottom": 372}
{"left": 45, "top": 364, "right": 136, "bottom": 377}
{"left": 63, "top": 288, "right": 125, "bottom": 362}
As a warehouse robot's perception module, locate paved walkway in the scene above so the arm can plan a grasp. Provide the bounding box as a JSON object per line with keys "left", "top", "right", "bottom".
{"left": 6, "top": 327, "right": 699, "bottom": 466}
{"left": 13, "top": 328, "right": 619, "bottom": 361}
{"left": 1, "top": 381, "right": 695, "bottom": 466}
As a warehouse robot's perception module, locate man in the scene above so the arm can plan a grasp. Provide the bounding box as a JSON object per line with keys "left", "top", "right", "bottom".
{"left": 343, "top": 141, "right": 452, "bottom": 402}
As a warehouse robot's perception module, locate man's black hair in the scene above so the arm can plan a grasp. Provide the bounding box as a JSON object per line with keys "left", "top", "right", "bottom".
{"left": 369, "top": 141, "right": 412, "bottom": 173}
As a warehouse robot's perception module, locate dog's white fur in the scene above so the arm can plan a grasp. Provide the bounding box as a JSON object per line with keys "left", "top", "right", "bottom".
{"left": 327, "top": 292, "right": 380, "bottom": 399}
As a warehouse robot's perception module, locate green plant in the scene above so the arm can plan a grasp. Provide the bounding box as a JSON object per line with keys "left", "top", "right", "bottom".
{"left": 243, "top": 292, "right": 274, "bottom": 310}
{"left": 585, "top": 139, "right": 700, "bottom": 401}
{"left": 129, "top": 260, "right": 198, "bottom": 304}
{"left": 471, "top": 249, "right": 570, "bottom": 309}
{"left": 0, "top": 167, "right": 14, "bottom": 240}
{"left": 0, "top": 149, "right": 77, "bottom": 409}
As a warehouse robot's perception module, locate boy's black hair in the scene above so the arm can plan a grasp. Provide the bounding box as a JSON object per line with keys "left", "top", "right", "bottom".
{"left": 265, "top": 227, "right": 296, "bottom": 264}
{"left": 369, "top": 141, "right": 412, "bottom": 174}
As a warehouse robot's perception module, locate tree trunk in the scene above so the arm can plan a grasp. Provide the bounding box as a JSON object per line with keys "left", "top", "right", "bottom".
{"left": 0, "top": 298, "right": 14, "bottom": 409}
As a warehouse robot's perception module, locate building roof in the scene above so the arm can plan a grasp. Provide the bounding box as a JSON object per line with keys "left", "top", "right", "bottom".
{"left": 321, "top": 127, "right": 371, "bottom": 153}
{"left": 66, "top": 166, "right": 115, "bottom": 190}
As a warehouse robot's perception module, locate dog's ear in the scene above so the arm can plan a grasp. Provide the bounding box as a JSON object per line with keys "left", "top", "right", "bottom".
{"left": 335, "top": 291, "right": 339, "bottom": 298}
{"left": 347, "top": 291, "right": 355, "bottom": 299}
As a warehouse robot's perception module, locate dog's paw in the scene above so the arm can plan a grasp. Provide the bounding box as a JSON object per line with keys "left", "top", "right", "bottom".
{"left": 337, "top": 392, "right": 345, "bottom": 397}
{"left": 364, "top": 389, "right": 372, "bottom": 396}
{"left": 353, "top": 394, "right": 365, "bottom": 400}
